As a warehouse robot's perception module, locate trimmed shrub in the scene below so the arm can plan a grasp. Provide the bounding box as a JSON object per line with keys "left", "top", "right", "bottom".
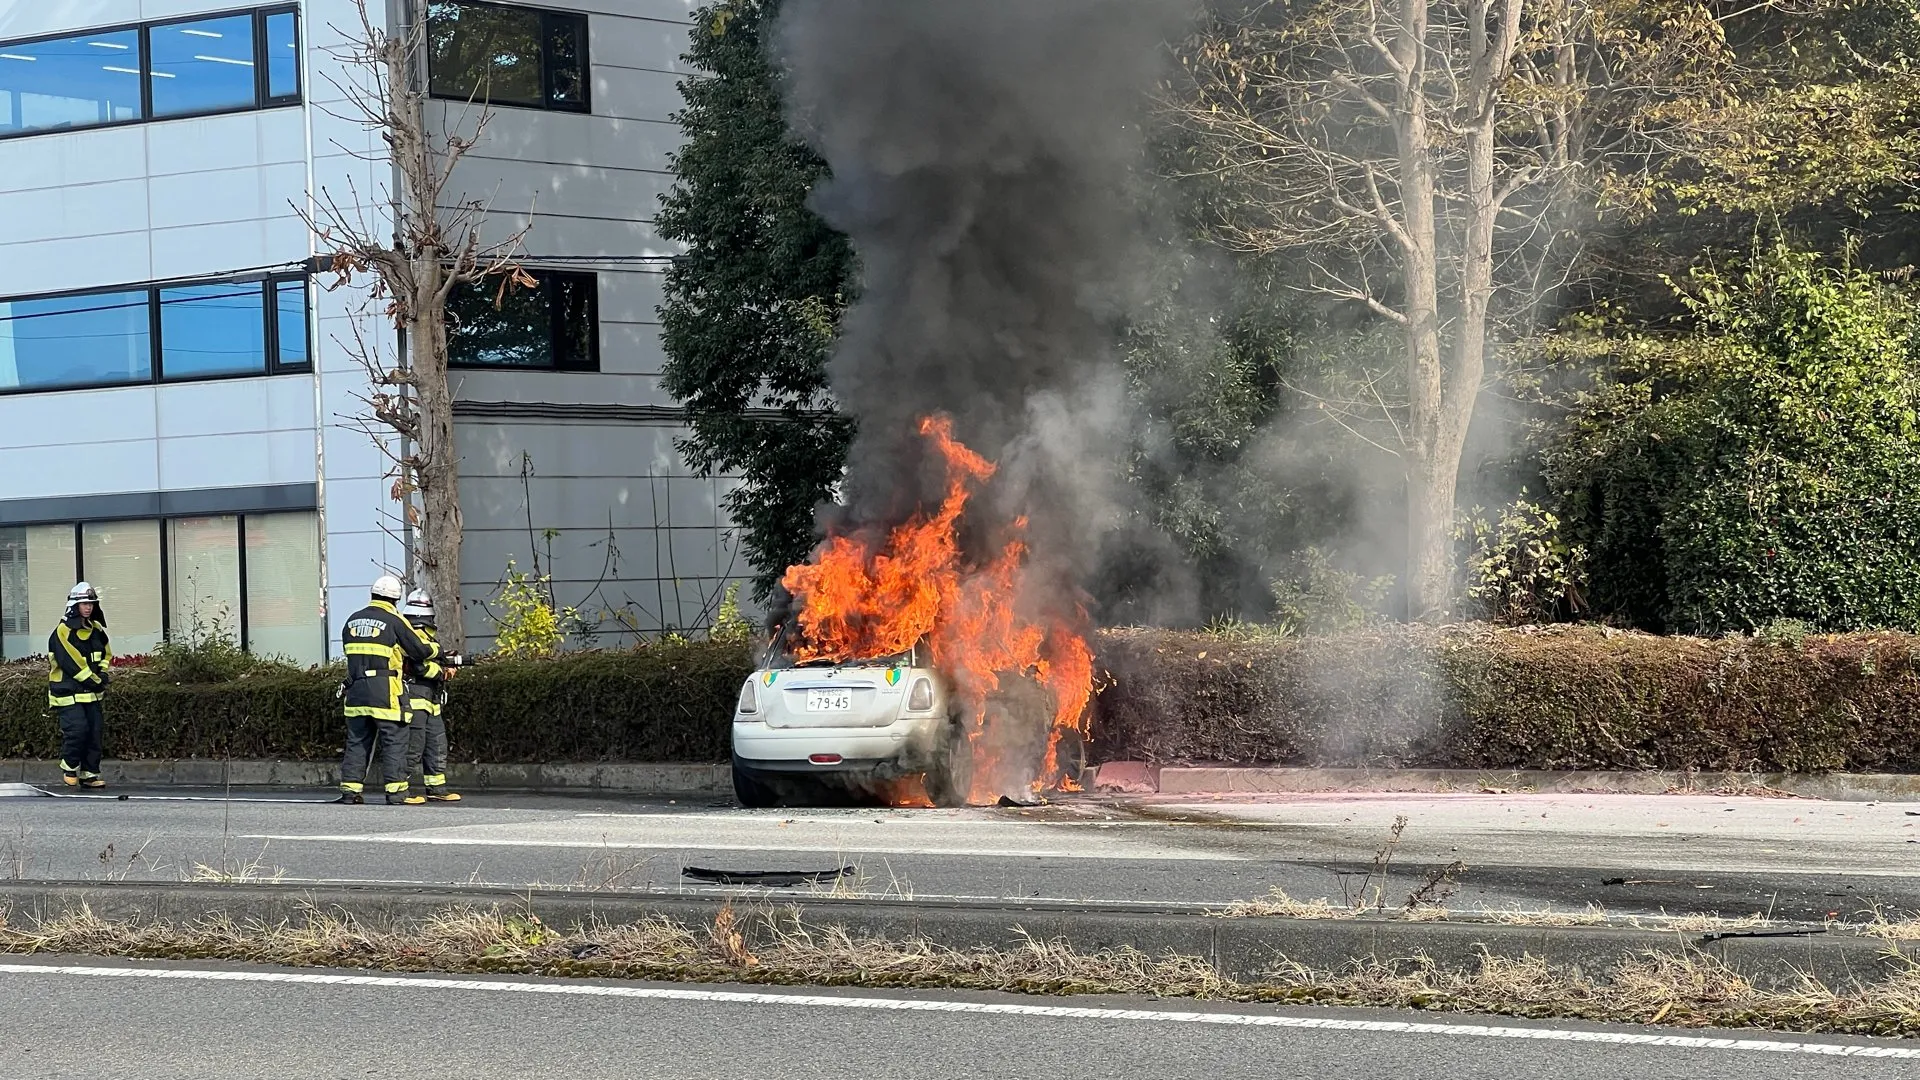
{"left": 6, "top": 628, "right": 1919, "bottom": 773}
{"left": 0, "top": 641, "right": 753, "bottom": 764}
{"left": 1092, "top": 626, "right": 1920, "bottom": 772}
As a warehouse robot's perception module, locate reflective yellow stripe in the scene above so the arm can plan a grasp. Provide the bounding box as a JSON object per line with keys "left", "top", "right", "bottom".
{"left": 383, "top": 780, "right": 410, "bottom": 793}
{"left": 340, "top": 782, "right": 364, "bottom": 793}
{"left": 423, "top": 774, "right": 446, "bottom": 787}
{"left": 343, "top": 642, "right": 390, "bottom": 656}
{"left": 343, "top": 705, "right": 402, "bottom": 721}
{"left": 49, "top": 695, "right": 76, "bottom": 707}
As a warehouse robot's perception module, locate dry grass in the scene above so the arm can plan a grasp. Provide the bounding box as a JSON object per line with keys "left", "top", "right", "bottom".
{"left": 0, "top": 900, "right": 1914, "bottom": 1036}
{"left": 1849, "top": 909, "right": 1920, "bottom": 943}
{"left": 1257, "top": 949, "right": 1919, "bottom": 1034}
{"left": 1218, "top": 893, "right": 1776, "bottom": 935}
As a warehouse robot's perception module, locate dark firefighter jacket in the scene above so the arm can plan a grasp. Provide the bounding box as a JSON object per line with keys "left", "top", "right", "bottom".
{"left": 403, "top": 622, "right": 446, "bottom": 718}
{"left": 48, "top": 614, "right": 111, "bottom": 708}
{"left": 342, "top": 600, "right": 442, "bottom": 723}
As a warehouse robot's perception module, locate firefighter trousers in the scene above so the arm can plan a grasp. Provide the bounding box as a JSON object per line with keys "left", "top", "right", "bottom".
{"left": 56, "top": 702, "right": 105, "bottom": 778}
{"left": 340, "top": 715, "right": 410, "bottom": 794}
{"left": 406, "top": 709, "right": 449, "bottom": 790}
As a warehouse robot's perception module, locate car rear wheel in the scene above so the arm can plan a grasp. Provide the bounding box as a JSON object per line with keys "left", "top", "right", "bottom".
{"left": 925, "top": 721, "right": 974, "bottom": 808}
{"left": 731, "top": 758, "right": 781, "bottom": 809}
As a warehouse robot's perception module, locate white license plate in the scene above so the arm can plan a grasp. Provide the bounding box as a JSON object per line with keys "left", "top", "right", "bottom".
{"left": 805, "top": 688, "right": 853, "bottom": 713}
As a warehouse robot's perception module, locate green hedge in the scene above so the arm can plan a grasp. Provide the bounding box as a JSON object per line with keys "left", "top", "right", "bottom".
{"left": 1091, "top": 626, "right": 1920, "bottom": 772}
{"left": 0, "top": 641, "right": 753, "bottom": 764}
{"left": 5, "top": 627, "right": 1919, "bottom": 772}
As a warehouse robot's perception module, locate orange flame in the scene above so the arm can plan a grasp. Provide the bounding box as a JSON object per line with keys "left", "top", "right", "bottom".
{"left": 781, "top": 415, "right": 1093, "bottom": 803}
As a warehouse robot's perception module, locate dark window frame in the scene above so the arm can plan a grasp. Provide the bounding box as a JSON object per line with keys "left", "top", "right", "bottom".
{"left": 0, "top": 5, "right": 301, "bottom": 142}
{"left": 266, "top": 273, "right": 312, "bottom": 374}
{"left": 425, "top": 0, "right": 591, "bottom": 114}
{"left": 0, "top": 272, "right": 313, "bottom": 397}
{"left": 259, "top": 7, "right": 301, "bottom": 105}
{"left": 446, "top": 269, "right": 601, "bottom": 373}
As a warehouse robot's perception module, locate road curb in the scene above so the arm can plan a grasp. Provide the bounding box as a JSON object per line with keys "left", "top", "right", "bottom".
{"left": 0, "top": 759, "right": 732, "bottom": 797}
{"left": 1097, "top": 764, "right": 1920, "bottom": 802}
{"left": 0, "top": 881, "right": 1910, "bottom": 991}
{"left": 7, "top": 758, "right": 1918, "bottom": 801}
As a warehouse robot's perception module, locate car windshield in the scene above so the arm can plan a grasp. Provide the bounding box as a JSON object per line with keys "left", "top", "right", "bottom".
{"left": 763, "top": 623, "right": 917, "bottom": 669}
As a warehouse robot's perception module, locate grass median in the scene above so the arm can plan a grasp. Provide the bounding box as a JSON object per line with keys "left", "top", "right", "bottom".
{"left": 1, "top": 901, "right": 1915, "bottom": 1038}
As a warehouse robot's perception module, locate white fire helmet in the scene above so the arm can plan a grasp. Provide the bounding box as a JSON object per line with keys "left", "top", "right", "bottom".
{"left": 371, "top": 574, "right": 405, "bottom": 602}
{"left": 65, "top": 581, "right": 100, "bottom": 613}
{"left": 400, "top": 589, "right": 434, "bottom": 622}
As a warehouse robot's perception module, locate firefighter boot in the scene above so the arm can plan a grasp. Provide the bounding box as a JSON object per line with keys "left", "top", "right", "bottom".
{"left": 389, "top": 792, "right": 427, "bottom": 805}
{"left": 425, "top": 786, "right": 462, "bottom": 803}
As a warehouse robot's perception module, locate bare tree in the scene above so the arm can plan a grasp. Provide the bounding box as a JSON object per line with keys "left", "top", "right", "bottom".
{"left": 299, "top": 0, "right": 532, "bottom": 652}
{"left": 1169, "top": 0, "right": 1733, "bottom": 619}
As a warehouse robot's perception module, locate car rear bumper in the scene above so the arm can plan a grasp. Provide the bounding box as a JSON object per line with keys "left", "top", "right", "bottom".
{"left": 732, "top": 715, "right": 944, "bottom": 774}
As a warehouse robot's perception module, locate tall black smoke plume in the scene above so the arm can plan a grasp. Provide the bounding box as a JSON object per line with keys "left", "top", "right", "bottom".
{"left": 775, "top": 0, "right": 1191, "bottom": 575}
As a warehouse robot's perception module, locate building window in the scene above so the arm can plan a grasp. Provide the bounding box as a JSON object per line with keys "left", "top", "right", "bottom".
{"left": 243, "top": 512, "right": 323, "bottom": 666}
{"left": 0, "top": 511, "right": 324, "bottom": 666}
{"left": 0, "top": 289, "right": 152, "bottom": 391}
{"left": 0, "top": 27, "right": 142, "bottom": 136}
{"left": 264, "top": 11, "right": 300, "bottom": 103}
{"left": 149, "top": 13, "right": 259, "bottom": 118}
{"left": 83, "top": 519, "right": 165, "bottom": 655}
{"left": 161, "top": 283, "right": 267, "bottom": 379}
{"left": 0, "top": 7, "right": 300, "bottom": 140}
{"left": 273, "top": 277, "right": 309, "bottom": 369}
{"left": 427, "top": 0, "right": 589, "bottom": 113}
{"left": 0, "top": 525, "right": 78, "bottom": 661}
{"left": 0, "top": 274, "right": 310, "bottom": 395}
{"left": 168, "top": 515, "right": 242, "bottom": 640}
{"left": 447, "top": 270, "right": 598, "bottom": 370}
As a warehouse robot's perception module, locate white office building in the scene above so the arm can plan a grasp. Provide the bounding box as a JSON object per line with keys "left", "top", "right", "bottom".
{"left": 0, "top": 0, "right": 746, "bottom": 664}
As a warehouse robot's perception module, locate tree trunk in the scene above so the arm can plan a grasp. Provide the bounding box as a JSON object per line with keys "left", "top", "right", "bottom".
{"left": 1406, "top": 455, "right": 1458, "bottom": 620}
{"left": 1397, "top": 0, "right": 1453, "bottom": 622}
{"left": 409, "top": 262, "right": 466, "bottom": 654}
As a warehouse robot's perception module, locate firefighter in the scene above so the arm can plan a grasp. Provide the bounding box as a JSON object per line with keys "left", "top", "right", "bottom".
{"left": 48, "top": 582, "right": 110, "bottom": 789}
{"left": 399, "top": 589, "right": 462, "bottom": 803}
{"left": 337, "top": 574, "right": 442, "bottom": 805}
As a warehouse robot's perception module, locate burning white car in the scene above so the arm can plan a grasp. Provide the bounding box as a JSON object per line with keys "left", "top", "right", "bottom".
{"left": 730, "top": 635, "right": 973, "bottom": 808}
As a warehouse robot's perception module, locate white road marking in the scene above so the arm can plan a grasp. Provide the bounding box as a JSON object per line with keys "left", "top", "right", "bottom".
{"left": 1, "top": 963, "right": 1913, "bottom": 1059}
{"left": 238, "top": 833, "right": 1239, "bottom": 860}
{"left": 254, "top": 875, "right": 1218, "bottom": 908}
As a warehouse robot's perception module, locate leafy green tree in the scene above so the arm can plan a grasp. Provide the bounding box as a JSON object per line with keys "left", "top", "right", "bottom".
{"left": 1549, "top": 238, "right": 1920, "bottom": 633}
{"left": 657, "top": 0, "right": 856, "bottom": 599}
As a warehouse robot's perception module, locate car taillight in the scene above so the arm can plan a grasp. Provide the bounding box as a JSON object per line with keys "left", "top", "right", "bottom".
{"left": 736, "top": 680, "right": 758, "bottom": 717}
{"left": 907, "top": 677, "right": 934, "bottom": 712}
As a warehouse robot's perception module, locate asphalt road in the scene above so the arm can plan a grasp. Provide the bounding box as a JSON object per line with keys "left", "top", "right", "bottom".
{"left": 0, "top": 957, "right": 1911, "bottom": 1079}
{"left": 3, "top": 787, "right": 1917, "bottom": 920}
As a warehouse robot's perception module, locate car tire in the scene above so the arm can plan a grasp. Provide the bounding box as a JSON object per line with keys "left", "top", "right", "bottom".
{"left": 925, "top": 721, "right": 974, "bottom": 808}
{"left": 731, "top": 757, "right": 780, "bottom": 808}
